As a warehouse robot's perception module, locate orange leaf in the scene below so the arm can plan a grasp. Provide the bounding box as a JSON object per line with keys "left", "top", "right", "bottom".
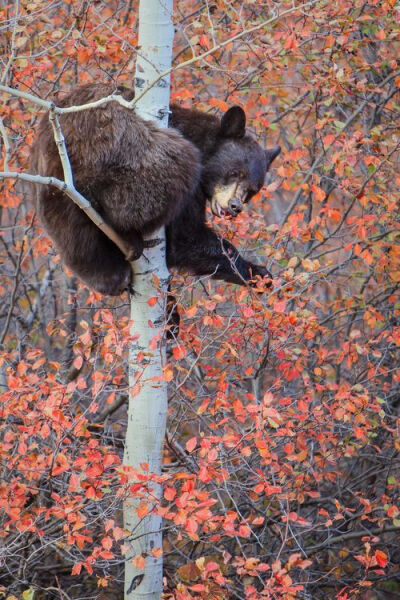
{"left": 112, "top": 527, "right": 125, "bottom": 541}
{"left": 190, "top": 584, "right": 206, "bottom": 592}
{"left": 205, "top": 561, "right": 219, "bottom": 572}
{"left": 101, "top": 536, "right": 113, "bottom": 550}
{"left": 163, "top": 367, "right": 173, "bottom": 382}
{"left": 172, "top": 345, "right": 187, "bottom": 360}
{"left": 375, "top": 550, "right": 388, "bottom": 568}
{"left": 136, "top": 502, "right": 149, "bottom": 519}
{"left": 311, "top": 184, "right": 325, "bottom": 202}
{"left": 185, "top": 517, "right": 198, "bottom": 535}
{"left": 80, "top": 330, "right": 91, "bottom": 345}
{"left": 73, "top": 355, "right": 83, "bottom": 370}
{"left": 132, "top": 554, "right": 146, "bottom": 570}
{"left": 184, "top": 305, "right": 198, "bottom": 318}
{"left": 164, "top": 486, "right": 176, "bottom": 501}
{"left": 186, "top": 437, "right": 197, "bottom": 453}
{"left": 238, "top": 525, "right": 251, "bottom": 537}
{"left": 71, "top": 563, "right": 82, "bottom": 575}
{"left": 101, "top": 310, "right": 114, "bottom": 325}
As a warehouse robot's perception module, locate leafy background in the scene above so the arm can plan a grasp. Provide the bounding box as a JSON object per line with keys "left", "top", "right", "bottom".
{"left": 0, "top": 0, "right": 399, "bottom": 598}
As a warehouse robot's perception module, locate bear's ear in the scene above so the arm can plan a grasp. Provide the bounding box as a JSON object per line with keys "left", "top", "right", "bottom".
{"left": 220, "top": 106, "right": 246, "bottom": 139}
{"left": 265, "top": 145, "right": 281, "bottom": 168}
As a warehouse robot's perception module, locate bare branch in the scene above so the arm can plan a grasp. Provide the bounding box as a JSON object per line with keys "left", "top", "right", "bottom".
{"left": 280, "top": 68, "right": 400, "bottom": 225}
{"left": 48, "top": 104, "right": 74, "bottom": 186}
{"left": 0, "top": 0, "right": 325, "bottom": 119}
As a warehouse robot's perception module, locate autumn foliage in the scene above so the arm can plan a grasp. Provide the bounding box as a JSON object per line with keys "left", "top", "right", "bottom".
{"left": 0, "top": 0, "right": 399, "bottom": 598}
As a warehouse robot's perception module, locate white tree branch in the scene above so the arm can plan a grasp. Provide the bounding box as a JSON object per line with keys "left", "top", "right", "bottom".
{"left": 0, "top": 171, "right": 132, "bottom": 258}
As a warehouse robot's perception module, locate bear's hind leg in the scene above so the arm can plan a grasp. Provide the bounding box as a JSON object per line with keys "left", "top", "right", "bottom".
{"left": 66, "top": 233, "right": 132, "bottom": 296}
{"left": 44, "top": 199, "right": 134, "bottom": 296}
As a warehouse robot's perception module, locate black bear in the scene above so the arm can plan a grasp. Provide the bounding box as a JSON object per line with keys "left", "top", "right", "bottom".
{"left": 30, "top": 84, "right": 280, "bottom": 296}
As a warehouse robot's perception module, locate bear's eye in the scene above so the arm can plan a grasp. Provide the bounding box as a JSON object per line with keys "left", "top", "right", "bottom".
{"left": 229, "top": 169, "right": 243, "bottom": 179}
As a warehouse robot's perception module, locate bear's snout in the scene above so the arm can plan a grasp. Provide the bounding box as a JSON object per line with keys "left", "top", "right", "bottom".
{"left": 228, "top": 197, "right": 243, "bottom": 216}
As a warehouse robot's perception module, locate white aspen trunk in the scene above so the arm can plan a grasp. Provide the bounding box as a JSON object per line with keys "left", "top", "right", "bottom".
{"left": 123, "top": 1, "right": 174, "bottom": 599}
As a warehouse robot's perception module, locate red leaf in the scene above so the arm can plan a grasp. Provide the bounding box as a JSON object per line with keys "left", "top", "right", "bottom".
{"left": 101, "top": 536, "right": 113, "bottom": 550}
{"left": 164, "top": 487, "right": 176, "bottom": 501}
{"left": 73, "top": 355, "right": 83, "bottom": 370}
{"left": 186, "top": 437, "right": 197, "bottom": 453}
{"left": 185, "top": 517, "right": 198, "bottom": 535}
{"left": 311, "top": 184, "right": 325, "bottom": 202}
{"left": 71, "top": 563, "right": 82, "bottom": 575}
{"left": 172, "top": 345, "right": 187, "bottom": 360}
{"left": 375, "top": 550, "right": 388, "bottom": 568}
{"left": 136, "top": 502, "right": 149, "bottom": 519}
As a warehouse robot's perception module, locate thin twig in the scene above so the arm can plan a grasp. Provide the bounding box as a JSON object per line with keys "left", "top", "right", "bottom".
{"left": 307, "top": 525, "right": 400, "bottom": 555}
{"left": 0, "top": 0, "right": 324, "bottom": 118}
{"left": 0, "top": 217, "right": 34, "bottom": 346}
{"left": 1, "top": 0, "right": 20, "bottom": 84}
{"left": 280, "top": 68, "right": 400, "bottom": 226}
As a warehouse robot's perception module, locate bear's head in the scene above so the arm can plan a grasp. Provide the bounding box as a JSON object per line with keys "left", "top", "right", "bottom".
{"left": 203, "top": 106, "right": 281, "bottom": 218}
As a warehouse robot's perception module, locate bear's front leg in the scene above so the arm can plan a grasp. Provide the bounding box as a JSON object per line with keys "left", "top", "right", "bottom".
{"left": 167, "top": 224, "right": 272, "bottom": 288}
{"left": 212, "top": 237, "right": 272, "bottom": 288}
{"left": 245, "top": 262, "right": 273, "bottom": 288}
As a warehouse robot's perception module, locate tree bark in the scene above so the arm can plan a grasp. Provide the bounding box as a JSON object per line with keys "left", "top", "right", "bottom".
{"left": 123, "top": 1, "right": 174, "bottom": 599}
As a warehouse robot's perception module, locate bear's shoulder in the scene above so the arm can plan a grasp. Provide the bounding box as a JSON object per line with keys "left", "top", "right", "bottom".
{"left": 169, "top": 105, "right": 221, "bottom": 157}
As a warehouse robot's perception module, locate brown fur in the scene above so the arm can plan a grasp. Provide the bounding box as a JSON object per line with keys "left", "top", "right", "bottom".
{"left": 31, "top": 83, "right": 280, "bottom": 295}
{"left": 31, "top": 84, "right": 201, "bottom": 295}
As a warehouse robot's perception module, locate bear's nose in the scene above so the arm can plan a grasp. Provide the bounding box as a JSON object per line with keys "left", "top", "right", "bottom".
{"left": 229, "top": 198, "right": 243, "bottom": 215}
